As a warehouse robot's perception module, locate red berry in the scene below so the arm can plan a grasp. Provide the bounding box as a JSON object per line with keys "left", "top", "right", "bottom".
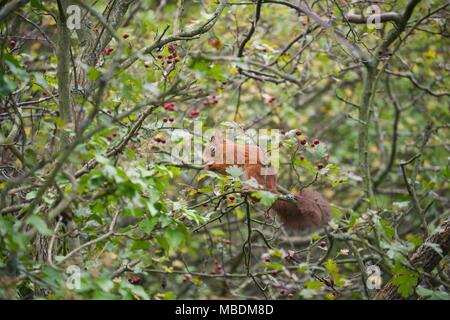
{"left": 128, "top": 275, "right": 142, "bottom": 285}
{"left": 313, "top": 138, "right": 320, "bottom": 145}
{"left": 103, "top": 47, "right": 113, "bottom": 55}
{"left": 144, "top": 63, "right": 149, "bottom": 68}
{"left": 288, "top": 293, "right": 293, "bottom": 299}
{"left": 2, "top": 160, "right": 8, "bottom": 165}
{"left": 154, "top": 137, "right": 162, "bottom": 143}
{"left": 295, "top": 129, "right": 302, "bottom": 136}
{"left": 202, "top": 203, "right": 208, "bottom": 207}
{"left": 225, "top": 239, "right": 232, "bottom": 245}
{"left": 271, "top": 270, "right": 278, "bottom": 276}
{"left": 157, "top": 54, "right": 163, "bottom": 59}
{"left": 228, "top": 195, "right": 235, "bottom": 201}
{"left": 300, "top": 155, "right": 305, "bottom": 161}
{"left": 203, "top": 99, "right": 210, "bottom": 106}
{"left": 9, "top": 40, "right": 16, "bottom": 47}
{"left": 210, "top": 270, "right": 217, "bottom": 275}
{"left": 163, "top": 118, "right": 168, "bottom": 123}
{"left": 300, "top": 139, "right": 307, "bottom": 145}
{"left": 317, "top": 162, "right": 324, "bottom": 170}
{"left": 189, "top": 110, "right": 200, "bottom": 118}
{"left": 163, "top": 103, "right": 175, "bottom": 111}
{"left": 319, "top": 240, "right": 327, "bottom": 248}
{"left": 168, "top": 117, "right": 175, "bottom": 122}
{"left": 167, "top": 59, "right": 172, "bottom": 64}
{"left": 106, "top": 136, "right": 112, "bottom": 141}
{"left": 279, "top": 289, "right": 286, "bottom": 295}
{"left": 123, "top": 33, "right": 130, "bottom": 39}
{"left": 112, "top": 132, "right": 118, "bottom": 137}
{"left": 264, "top": 257, "right": 270, "bottom": 263}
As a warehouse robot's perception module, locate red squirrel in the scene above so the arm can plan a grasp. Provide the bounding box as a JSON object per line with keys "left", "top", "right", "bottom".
{"left": 204, "top": 136, "right": 332, "bottom": 231}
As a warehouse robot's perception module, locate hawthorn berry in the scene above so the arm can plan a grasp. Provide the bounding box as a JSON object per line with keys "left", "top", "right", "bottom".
{"left": 224, "top": 239, "right": 232, "bottom": 245}
{"left": 203, "top": 99, "right": 210, "bottom": 106}
{"left": 103, "top": 47, "right": 113, "bottom": 55}
{"left": 313, "top": 138, "right": 320, "bottom": 145}
{"left": 319, "top": 240, "right": 327, "bottom": 248}
{"left": 300, "top": 139, "right": 307, "bottom": 145}
{"left": 189, "top": 110, "right": 200, "bottom": 118}
{"left": 288, "top": 293, "right": 293, "bottom": 299}
{"left": 279, "top": 289, "right": 286, "bottom": 296}
{"left": 9, "top": 40, "right": 16, "bottom": 47}
{"left": 123, "top": 33, "right": 130, "bottom": 39}
{"left": 163, "top": 118, "right": 168, "bottom": 123}
{"left": 299, "top": 155, "right": 305, "bottom": 161}
{"left": 163, "top": 103, "right": 175, "bottom": 111}
{"left": 317, "top": 162, "right": 324, "bottom": 170}
{"left": 128, "top": 275, "right": 142, "bottom": 285}
{"left": 168, "top": 117, "right": 175, "bottom": 122}
{"left": 228, "top": 195, "right": 235, "bottom": 201}
{"left": 295, "top": 129, "right": 302, "bottom": 136}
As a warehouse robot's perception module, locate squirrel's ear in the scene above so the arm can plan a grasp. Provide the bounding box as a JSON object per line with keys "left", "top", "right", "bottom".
{"left": 210, "top": 135, "right": 216, "bottom": 143}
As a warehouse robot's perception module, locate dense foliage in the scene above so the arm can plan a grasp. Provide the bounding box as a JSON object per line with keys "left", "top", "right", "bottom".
{"left": 0, "top": 0, "right": 449, "bottom": 300}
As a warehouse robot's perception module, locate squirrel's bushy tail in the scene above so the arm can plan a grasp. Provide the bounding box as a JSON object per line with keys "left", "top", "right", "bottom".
{"left": 271, "top": 189, "right": 332, "bottom": 231}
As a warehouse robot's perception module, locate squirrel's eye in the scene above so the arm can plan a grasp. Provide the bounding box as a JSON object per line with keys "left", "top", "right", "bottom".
{"left": 210, "top": 145, "right": 216, "bottom": 157}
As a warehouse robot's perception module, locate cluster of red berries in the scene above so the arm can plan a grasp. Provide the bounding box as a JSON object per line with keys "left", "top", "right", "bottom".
{"left": 163, "top": 102, "right": 175, "bottom": 111}
{"left": 106, "top": 131, "right": 118, "bottom": 142}
{"left": 202, "top": 95, "right": 219, "bottom": 106}
{"left": 278, "top": 289, "right": 294, "bottom": 299}
{"left": 157, "top": 44, "right": 180, "bottom": 65}
{"left": 153, "top": 136, "right": 167, "bottom": 144}
{"left": 163, "top": 116, "right": 175, "bottom": 123}
{"left": 128, "top": 275, "right": 143, "bottom": 285}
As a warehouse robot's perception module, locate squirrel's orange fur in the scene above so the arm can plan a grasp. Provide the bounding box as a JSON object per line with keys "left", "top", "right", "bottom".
{"left": 204, "top": 136, "right": 331, "bottom": 231}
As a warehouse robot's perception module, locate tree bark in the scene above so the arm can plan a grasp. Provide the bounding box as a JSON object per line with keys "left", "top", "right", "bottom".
{"left": 376, "top": 218, "right": 450, "bottom": 300}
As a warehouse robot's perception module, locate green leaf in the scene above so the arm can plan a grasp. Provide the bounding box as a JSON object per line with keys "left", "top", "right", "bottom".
{"left": 139, "top": 216, "right": 158, "bottom": 234}
{"left": 26, "top": 215, "right": 52, "bottom": 235}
